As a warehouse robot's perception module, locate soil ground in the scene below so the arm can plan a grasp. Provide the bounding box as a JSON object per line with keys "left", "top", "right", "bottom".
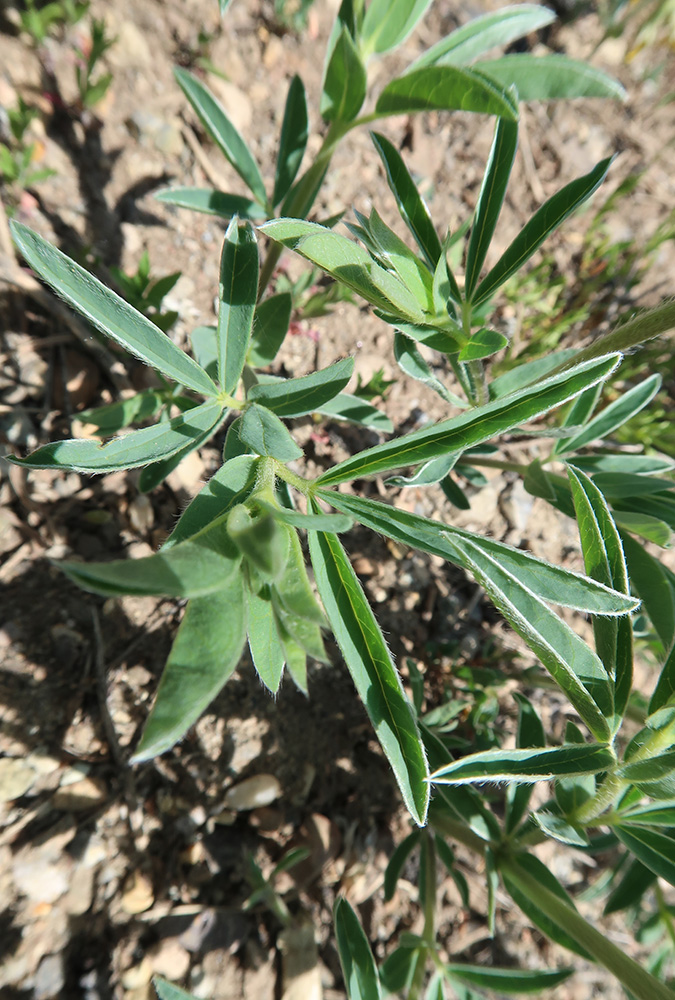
{"left": 1, "top": 1, "right": 675, "bottom": 998}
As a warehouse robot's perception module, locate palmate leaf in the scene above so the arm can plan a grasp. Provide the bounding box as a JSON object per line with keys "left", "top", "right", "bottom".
{"left": 308, "top": 518, "right": 429, "bottom": 826}
{"left": 362, "top": 208, "right": 434, "bottom": 310}
{"left": 10, "top": 222, "right": 217, "bottom": 397}
{"left": 248, "top": 358, "right": 354, "bottom": 417}
{"left": 430, "top": 744, "right": 614, "bottom": 785}
{"left": 317, "top": 491, "right": 638, "bottom": 617}
{"left": 470, "top": 157, "right": 613, "bottom": 307}
{"left": 315, "top": 353, "right": 621, "bottom": 486}
{"left": 370, "top": 132, "right": 442, "bottom": 268}
{"left": 14, "top": 399, "right": 225, "bottom": 473}
{"left": 409, "top": 4, "right": 556, "bottom": 70}
{"left": 334, "top": 898, "right": 382, "bottom": 1000}
{"left": 218, "top": 218, "right": 258, "bottom": 393}
{"left": 131, "top": 573, "right": 247, "bottom": 762}
{"left": 155, "top": 187, "right": 267, "bottom": 220}
{"left": 273, "top": 75, "right": 308, "bottom": 207}
{"left": 479, "top": 54, "right": 625, "bottom": 101}
{"left": 174, "top": 68, "right": 268, "bottom": 208}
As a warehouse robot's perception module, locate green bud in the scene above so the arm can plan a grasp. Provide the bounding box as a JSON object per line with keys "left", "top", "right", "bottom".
{"left": 227, "top": 503, "right": 290, "bottom": 582}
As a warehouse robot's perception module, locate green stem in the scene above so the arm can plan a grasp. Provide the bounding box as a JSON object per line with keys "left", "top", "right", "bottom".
{"left": 499, "top": 857, "right": 675, "bottom": 1000}
{"left": 408, "top": 831, "right": 437, "bottom": 1000}
{"left": 573, "top": 772, "right": 625, "bottom": 826}
{"left": 428, "top": 810, "right": 487, "bottom": 858}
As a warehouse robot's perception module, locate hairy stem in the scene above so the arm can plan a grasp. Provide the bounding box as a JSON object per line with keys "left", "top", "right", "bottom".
{"left": 499, "top": 856, "right": 675, "bottom": 1000}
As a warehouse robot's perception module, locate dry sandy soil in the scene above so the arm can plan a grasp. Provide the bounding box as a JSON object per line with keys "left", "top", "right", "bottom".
{"left": 1, "top": 1, "right": 674, "bottom": 998}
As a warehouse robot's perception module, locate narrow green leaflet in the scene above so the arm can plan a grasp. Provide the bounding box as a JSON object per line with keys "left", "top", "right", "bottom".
{"left": 489, "top": 348, "right": 577, "bottom": 399}
{"left": 308, "top": 522, "right": 429, "bottom": 825}
{"left": 317, "top": 490, "right": 638, "bottom": 616}
{"left": 259, "top": 219, "right": 426, "bottom": 323}
{"left": 394, "top": 331, "right": 461, "bottom": 405}
{"left": 10, "top": 222, "right": 217, "bottom": 397}
{"left": 430, "top": 744, "right": 613, "bottom": 785}
{"left": 614, "top": 825, "right": 675, "bottom": 888}
{"left": 78, "top": 390, "right": 163, "bottom": 436}
{"left": 61, "top": 514, "right": 240, "bottom": 597}
{"left": 471, "top": 157, "right": 612, "bottom": 307}
{"left": 386, "top": 453, "right": 458, "bottom": 489}
{"left": 334, "top": 898, "right": 382, "bottom": 1000}
{"left": 375, "top": 66, "right": 519, "bottom": 121}
{"left": 505, "top": 693, "right": 546, "bottom": 834}
{"left": 370, "top": 132, "right": 442, "bottom": 267}
{"left": 239, "top": 403, "right": 303, "bottom": 461}
{"left": 321, "top": 26, "right": 367, "bottom": 123}
{"left": 590, "top": 473, "right": 675, "bottom": 500}
{"left": 164, "top": 454, "right": 258, "bottom": 549}
{"left": 218, "top": 218, "right": 258, "bottom": 393}
{"left": 131, "top": 574, "right": 247, "bottom": 762}
{"left": 618, "top": 750, "right": 675, "bottom": 784}
{"left": 366, "top": 208, "right": 434, "bottom": 309}
{"left": 273, "top": 526, "right": 326, "bottom": 624}
{"left": 273, "top": 75, "right": 308, "bottom": 207}
{"left": 614, "top": 801, "right": 675, "bottom": 827}
{"left": 315, "top": 353, "right": 620, "bottom": 486}
{"left": 316, "top": 392, "right": 393, "bottom": 432}
{"left": 380, "top": 946, "right": 419, "bottom": 995}
{"left": 443, "top": 534, "right": 614, "bottom": 739}
{"left": 153, "top": 977, "right": 200, "bottom": 1000}
{"left": 360, "top": 0, "right": 431, "bottom": 56}
{"left": 444, "top": 964, "right": 571, "bottom": 994}
{"left": 479, "top": 54, "right": 625, "bottom": 101}
{"left": 558, "top": 374, "right": 661, "bottom": 454}
{"left": 13, "top": 399, "right": 224, "bottom": 473}
{"left": 650, "top": 642, "right": 675, "bottom": 715}
{"left": 500, "top": 853, "right": 592, "bottom": 959}
{"left": 174, "top": 68, "right": 268, "bottom": 207}
{"left": 155, "top": 187, "right": 267, "bottom": 220}
{"left": 259, "top": 502, "right": 352, "bottom": 534}
{"left": 458, "top": 327, "right": 508, "bottom": 361}
{"left": 190, "top": 325, "right": 218, "bottom": 380}
{"left": 568, "top": 467, "right": 632, "bottom": 717}
{"left": 138, "top": 406, "right": 228, "bottom": 492}
{"left": 603, "top": 857, "right": 655, "bottom": 914}
{"left": 248, "top": 358, "right": 354, "bottom": 417}
{"left": 569, "top": 453, "right": 675, "bottom": 477}
{"left": 533, "top": 810, "right": 589, "bottom": 847}
{"left": 248, "top": 292, "right": 293, "bottom": 367}
{"left": 247, "top": 586, "right": 286, "bottom": 694}
{"left": 384, "top": 830, "right": 422, "bottom": 900}
{"left": 409, "top": 5, "right": 556, "bottom": 70}
{"left": 622, "top": 531, "right": 675, "bottom": 648}
{"left": 465, "top": 117, "right": 518, "bottom": 297}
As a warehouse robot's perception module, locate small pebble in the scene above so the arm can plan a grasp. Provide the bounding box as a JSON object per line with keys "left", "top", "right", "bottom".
{"left": 223, "top": 774, "right": 282, "bottom": 811}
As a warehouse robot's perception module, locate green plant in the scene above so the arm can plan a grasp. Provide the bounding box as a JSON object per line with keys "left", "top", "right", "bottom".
{"left": 109, "top": 251, "right": 181, "bottom": 334}
{"left": 0, "top": 96, "right": 55, "bottom": 209}
{"left": 18, "top": 0, "right": 89, "bottom": 46}
{"left": 73, "top": 17, "right": 114, "bottom": 110}
{"left": 7, "top": 2, "right": 675, "bottom": 997}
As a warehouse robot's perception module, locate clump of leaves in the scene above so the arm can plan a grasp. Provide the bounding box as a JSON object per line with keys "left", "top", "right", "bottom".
{"left": 8, "top": 3, "right": 675, "bottom": 999}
